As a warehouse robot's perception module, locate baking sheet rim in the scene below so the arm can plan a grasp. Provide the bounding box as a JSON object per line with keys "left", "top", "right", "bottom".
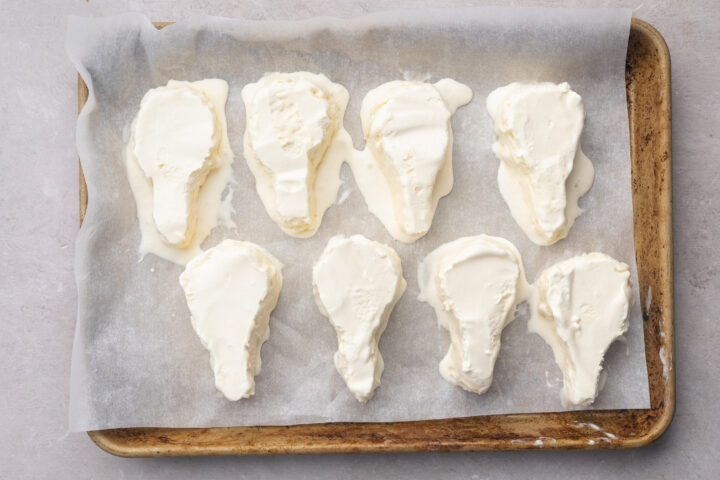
{"left": 78, "top": 17, "right": 673, "bottom": 454}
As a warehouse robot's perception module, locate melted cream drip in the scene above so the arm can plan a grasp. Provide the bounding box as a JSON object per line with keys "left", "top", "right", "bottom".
{"left": 240, "top": 75, "right": 472, "bottom": 243}
{"left": 126, "top": 79, "right": 235, "bottom": 265}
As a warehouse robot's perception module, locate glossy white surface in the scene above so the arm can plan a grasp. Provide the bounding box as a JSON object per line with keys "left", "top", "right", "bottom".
{"left": 1, "top": 0, "right": 717, "bottom": 478}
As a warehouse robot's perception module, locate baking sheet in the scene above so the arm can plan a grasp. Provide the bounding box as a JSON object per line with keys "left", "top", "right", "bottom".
{"left": 67, "top": 7, "right": 647, "bottom": 432}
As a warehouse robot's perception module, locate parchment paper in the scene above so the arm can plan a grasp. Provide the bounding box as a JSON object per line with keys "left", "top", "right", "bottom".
{"left": 67, "top": 7, "right": 647, "bottom": 432}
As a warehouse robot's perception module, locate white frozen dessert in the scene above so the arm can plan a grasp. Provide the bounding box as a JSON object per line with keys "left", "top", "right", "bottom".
{"left": 350, "top": 79, "right": 473, "bottom": 243}
{"left": 126, "top": 79, "right": 235, "bottom": 265}
{"left": 179, "top": 239, "right": 283, "bottom": 401}
{"left": 418, "top": 235, "right": 530, "bottom": 395}
{"left": 312, "top": 235, "right": 406, "bottom": 402}
{"left": 529, "top": 253, "right": 633, "bottom": 406}
{"left": 242, "top": 72, "right": 350, "bottom": 238}
{"left": 486, "top": 82, "right": 595, "bottom": 246}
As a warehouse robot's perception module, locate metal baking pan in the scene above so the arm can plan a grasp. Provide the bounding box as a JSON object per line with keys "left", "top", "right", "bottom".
{"left": 78, "top": 17, "right": 673, "bottom": 454}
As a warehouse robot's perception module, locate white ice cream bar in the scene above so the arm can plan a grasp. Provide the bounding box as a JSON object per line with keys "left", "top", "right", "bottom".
{"left": 487, "top": 82, "right": 595, "bottom": 246}
{"left": 179, "top": 239, "right": 283, "bottom": 401}
{"left": 313, "top": 234, "right": 406, "bottom": 402}
{"left": 529, "top": 252, "right": 633, "bottom": 406}
{"left": 242, "top": 72, "right": 349, "bottom": 238}
{"left": 351, "top": 78, "right": 473, "bottom": 243}
{"left": 418, "top": 235, "right": 530, "bottom": 395}
{"left": 126, "top": 78, "right": 235, "bottom": 265}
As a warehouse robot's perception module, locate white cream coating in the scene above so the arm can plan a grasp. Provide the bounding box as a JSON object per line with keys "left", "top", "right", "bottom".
{"left": 126, "top": 79, "right": 235, "bottom": 265}
{"left": 179, "top": 239, "right": 283, "bottom": 401}
{"left": 312, "top": 235, "right": 406, "bottom": 402}
{"left": 350, "top": 79, "right": 473, "bottom": 243}
{"left": 529, "top": 253, "right": 633, "bottom": 406}
{"left": 242, "top": 72, "right": 350, "bottom": 238}
{"left": 487, "top": 82, "right": 595, "bottom": 246}
{"left": 132, "top": 83, "right": 218, "bottom": 246}
{"left": 418, "top": 235, "right": 531, "bottom": 395}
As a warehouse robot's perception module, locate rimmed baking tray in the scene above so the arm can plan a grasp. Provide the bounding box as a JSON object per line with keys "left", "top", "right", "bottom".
{"left": 78, "top": 17, "right": 673, "bottom": 454}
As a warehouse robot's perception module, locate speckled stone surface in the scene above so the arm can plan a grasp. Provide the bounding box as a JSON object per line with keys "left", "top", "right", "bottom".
{"left": 1, "top": 1, "right": 718, "bottom": 478}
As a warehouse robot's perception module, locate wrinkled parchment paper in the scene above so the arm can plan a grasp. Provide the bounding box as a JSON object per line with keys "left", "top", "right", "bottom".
{"left": 68, "top": 7, "right": 647, "bottom": 431}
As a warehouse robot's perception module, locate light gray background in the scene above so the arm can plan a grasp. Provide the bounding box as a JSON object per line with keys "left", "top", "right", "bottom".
{"left": 1, "top": 0, "right": 717, "bottom": 478}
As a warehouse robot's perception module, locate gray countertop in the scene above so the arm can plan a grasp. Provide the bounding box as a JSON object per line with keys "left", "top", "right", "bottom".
{"left": 1, "top": 0, "right": 717, "bottom": 478}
